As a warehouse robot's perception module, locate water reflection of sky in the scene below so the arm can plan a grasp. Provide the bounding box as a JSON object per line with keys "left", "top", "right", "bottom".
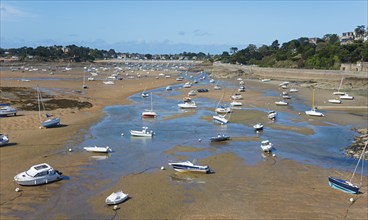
{"left": 75, "top": 75, "right": 367, "bottom": 180}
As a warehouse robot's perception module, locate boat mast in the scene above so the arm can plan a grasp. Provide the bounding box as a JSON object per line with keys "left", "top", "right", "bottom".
{"left": 338, "top": 77, "right": 344, "bottom": 93}
{"left": 312, "top": 89, "right": 315, "bottom": 109}
{"left": 37, "top": 87, "right": 42, "bottom": 123}
{"left": 150, "top": 92, "right": 153, "bottom": 111}
{"left": 349, "top": 142, "right": 367, "bottom": 184}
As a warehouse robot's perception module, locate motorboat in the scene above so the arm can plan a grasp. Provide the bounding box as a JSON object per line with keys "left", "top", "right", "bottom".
{"left": 183, "top": 82, "right": 192, "bottom": 88}
{"left": 0, "top": 104, "right": 17, "bottom": 116}
{"left": 261, "top": 79, "right": 271, "bottom": 82}
{"left": 305, "top": 108, "right": 324, "bottom": 117}
{"left": 289, "top": 88, "right": 299, "bottom": 93}
{"left": 253, "top": 123, "right": 264, "bottom": 131}
{"left": 83, "top": 146, "right": 112, "bottom": 153}
{"left": 0, "top": 134, "right": 9, "bottom": 146}
{"left": 178, "top": 101, "right": 197, "bottom": 109}
{"left": 105, "top": 191, "right": 129, "bottom": 205}
{"left": 166, "top": 86, "right": 172, "bottom": 91}
{"left": 231, "top": 93, "right": 242, "bottom": 100}
{"left": 183, "top": 97, "right": 192, "bottom": 102}
{"left": 209, "top": 79, "right": 215, "bottom": 83}
{"left": 210, "top": 134, "right": 230, "bottom": 142}
{"left": 141, "top": 91, "right": 149, "bottom": 98}
{"left": 214, "top": 85, "right": 222, "bottom": 90}
{"left": 328, "top": 99, "right": 342, "bottom": 104}
{"left": 14, "top": 163, "right": 63, "bottom": 186}
{"left": 130, "top": 127, "right": 154, "bottom": 137}
{"left": 268, "top": 111, "right": 277, "bottom": 120}
{"left": 260, "top": 140, "right": 273, "bottom": 152}
{"left": 215, "top": 105, "right": 232, "bottom": 114}
{"left": 238, "top": 86, "right": 246, "bottom": 92}
{"left": 188, "top": 90, "right": 196, "bottom": 96}
{"left": 275, "top": 100, "right": 288, "bottom": 106}
{"left": 176, "top": 76, "right": 184, "bottom": 81}
{"left": 168, "top": 161, "right": 210, "bottom": 173}
{"left": 339, "top": 93, "right": 354, "bottom": 100}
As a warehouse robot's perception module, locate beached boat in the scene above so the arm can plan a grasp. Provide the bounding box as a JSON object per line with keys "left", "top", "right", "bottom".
{"left": 230, "top": 101, "right": 243, "bottom": 107}
{"left": 215, "top": 105, "right": 232, "bottom": 114}
{"left": 14, "top": 163, "right": 63, "bottom": 186}
{"left": 213, "top": 113, "right": 230, "bottom": 125}
{"left": 328, "top": 99, "right": 342, "bottom": 104}
{"left": 37, "top": 87, "right": 61, "bottom": 128}
{"left": 289, "top": 88, "right": 299, "bottom": 93}
{"left": 141, "top": 90, "right": 149, "bottom": 98}
{"left": 166, "top": 86, "right": 172, "bottom": 91}
{"left": 210, "top": 134, "right": 230, "bottom": 142}
{"left": 253, "top": 123, "right": 264, "bottom": 131}
{"left": 268, "top": 110, "right": 277, "bottom": 120}
{"left": 238, "top": 86, "right": 246, "bottom": 92}
{"left": 328, "top": 142, "right": 367, "bottom": 194}
{"left": 261, "top": 79, "right": 271, "bottom": 82}
{"left": 305, "top": 89, "right": 324, "bottom": 117}
{"left": 0, "top": 134, "right": 9, "bottom": 146}
{"left": 339, "top": 93, "right": 354, "bottom": 100}
{"left": 188, "top": 90, "right": 196, "bottom": 96}
{"left": 168, "top": 161, "right": 210, "bottom": 173}
{"left": 0, "top": 104, "right": 17, "bottom": 116}
{"left": 183, "top": 82, "right": 192, "bottom": 88}
{"left": 84, "top": 146, "right": 112, "bottom": 153}
{"left": 333, "top": 77, "right": 345, "bottom": 95}
{"left": 231, "top": 93, "right": 243, "bottom": 100}
{"left": 178, "top": 101, "right": 197, "bottom": 109}
{"left": 103, "top": 80, "right": 114, "bottom": 85}
{"left": 142, "top": 93, "right": 157, "bottom": 118}
{"left": 130, "top": 127, "right": 154, "bottom": 137}
{"left": 105, "top": 191, "right": 129, "bottom": 205}
{"left": 275, "top": 100, "right": 288, "bottom": 106}
{"left": 260, "top": 140, "right": 273, "bottom": 152}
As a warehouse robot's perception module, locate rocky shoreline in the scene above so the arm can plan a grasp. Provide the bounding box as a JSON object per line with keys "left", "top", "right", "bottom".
{"left": 345, "top": 128, "right": 368, "bottom": 160}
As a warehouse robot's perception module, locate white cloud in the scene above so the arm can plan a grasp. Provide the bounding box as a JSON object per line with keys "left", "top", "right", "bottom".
{"left": 0, "top": 4, "right": 32, "bottom": 20}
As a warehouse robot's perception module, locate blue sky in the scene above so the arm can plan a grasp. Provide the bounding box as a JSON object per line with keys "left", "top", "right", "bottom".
{"left": 1, "top": 1, "right": 367, "bottom": 54}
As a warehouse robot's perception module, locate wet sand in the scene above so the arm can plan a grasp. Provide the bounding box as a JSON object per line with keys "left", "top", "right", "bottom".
{"left": 1, "top": 62, "right": 367, "bottom": 219}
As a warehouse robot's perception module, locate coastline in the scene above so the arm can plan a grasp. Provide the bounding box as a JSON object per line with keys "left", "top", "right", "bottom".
{"left": 1, "top": 61, "right": 367, "bottom": 219}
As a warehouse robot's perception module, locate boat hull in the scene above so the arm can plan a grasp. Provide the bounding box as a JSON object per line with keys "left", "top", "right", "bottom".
{"left": 84, "top": 146, "right": 111, "bottom": 153}
{"left": 328, "top": 176, "right": 359, "bottom": 194}
{"left": 14, "top": 173, "right": 62, "bottom": 186}
{"left": 168, "top": 163, "right": 210, "bottom": 173}
{"left": 213, "top": 115, "right": 228, "bottom": 124}
{"left": 42, "top": 118, "right": 60, "bottom": 128}
{"left": 106, "top": 192, "right": 129, "bottom": 205}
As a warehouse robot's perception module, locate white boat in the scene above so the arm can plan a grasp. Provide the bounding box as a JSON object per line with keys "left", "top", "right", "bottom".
{"left": 209, "top": 79, "right": 215, "bottom": 83}
{"left": 0, "top": 104, "right": 17, "bottom": 116}
{"left": 183, "top": 82, "right": 192, "bottom": 88}
{"left": 214, "top": 85, "right": 222, "bottom": 90}
{"left": 103, "top": 80, "right": 115, "bottom": 85}
{"left": 289, "top": 88, "right": 298, "bottom": 93}
{"left": 176, "top": 76, "right": 184, "bottom": 81}
{"left": 166, "top": 86, "right": 172, "bottom": 91}
{"left": 215, "top": 105, "right": 232, "bottom": 114}
{"left": 130, "top": 127, "right": 154, "bottom": 137}
{"left": 328, "top": 99, "right": 342, "bottom": 104}
{"left": 340, "top": 93, "right": 354, "bottom": 100}
{"left": 213, "top": 113, "right": 230, "bottom": 124}
{"left": 261, "top": 79, "right": 271, "bottom": 82}
{"left": 87, "top": 77, "right": 95, "bottom": 81}
{"left": 253, "top": 123, "right": 264, "bottom": 131}
{"left": 238, "top": 86, "right": 246, "bottom": 92}
{"left": 260, "top": 140, "right": 273, "bottom": 152}
{"left": 178, "top": 101, "right": 197, "bottom": 109}
{"left": 305, "top": 108, "right": 324, "bottom": 117}
{"left": 231, "top": 94, "right": 242, "bottom": 100}
{"left": 14, "top": 163, "right": 63, "bottom": 186}
{"left": 268, "top": 110, "right": 277, "bottom": 120}
{"left": 83, "top": 146, "right": 112, "bottom": 153}
{"left": 37, "top": 87, "right": 61, "bottom": 128}
{"left": 141, "top": 90, "right": 149, "bottom": 98}
{"left": 105, "top": 191, "right": 129, "bottom": 205}
{"left": 142, "top": 93, "right": 157, "bottom": 118}
{"left": 0, "top": 134, "right": 9, "bottom": 146}
{"left": 188, "top": 90, "right": 196, "bottom": 96}
{"left": 168, "top": 161, "right": 210, "bottom": 173}
{"left": 279, "top": 81, "right": 289, "bottom": 87}
{"left": 230, "top": 101, "right": 242, "bottom": 107}
{"left": 275, "top": 100, "right": 288, "bottom": 106}
{"left": 305, "top": 89, "right": 324, "bottom": 117}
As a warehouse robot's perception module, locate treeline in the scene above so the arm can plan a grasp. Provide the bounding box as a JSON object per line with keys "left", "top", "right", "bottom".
{"left": 0, "top": 45, "right": 210, "bottom": 62}
{"left": 216, "top": 34, "right": 368, "bottom": 70}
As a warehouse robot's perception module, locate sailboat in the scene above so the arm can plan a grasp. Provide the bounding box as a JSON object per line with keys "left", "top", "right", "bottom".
{"left": 333, "top": 77, "right": 345, "bottom": 95}
{"left": 141, "top": 93, "right": 157, "bottom": 118}
{"left": 328, "top": 142, "right": 367, "bottom": 194}
{"left": 305, "top": 89, "right": 324, "bottom": 117}
{"left": 37, "top": 87, "right": 60, "bottom": 128}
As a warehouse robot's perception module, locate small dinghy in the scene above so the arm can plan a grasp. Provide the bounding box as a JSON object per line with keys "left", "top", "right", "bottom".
{"left": 253, "top": 123, "right": 264, "bottom": 131}
{"left": 105, "top": 190, "right": 129, "bottom": 205}
{"left": 83, "top": 146, "right": 112, "bottom": 153}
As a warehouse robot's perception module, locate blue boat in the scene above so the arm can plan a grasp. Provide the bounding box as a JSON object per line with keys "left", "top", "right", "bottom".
{"left": 328, "top": 142, "right": 366, "bottom": 194}
{"left": 41, "top": 116, "right": 60, "bottom": 128}
{"left": 328, "top": 176, "right": 359, "bottom": 194}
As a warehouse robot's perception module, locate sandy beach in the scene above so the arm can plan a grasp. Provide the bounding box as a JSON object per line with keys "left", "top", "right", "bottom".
{"left": 0, "top": 61, "right": 367, "bottom": 219}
